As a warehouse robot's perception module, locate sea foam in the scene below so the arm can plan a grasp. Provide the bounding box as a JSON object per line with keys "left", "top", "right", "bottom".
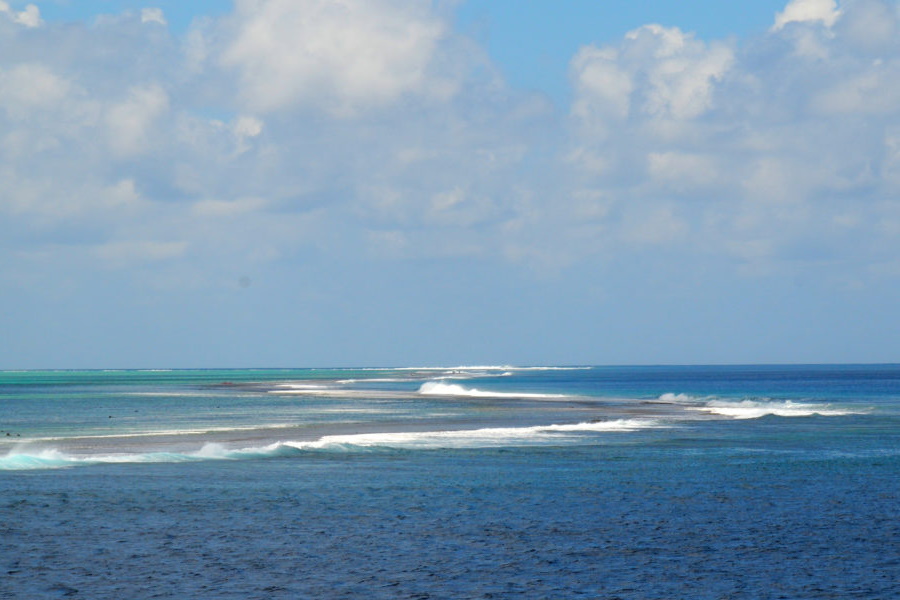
{"left": 286, "top": 419, "right": 664, "bottom": 450}
{"left": 695, "top": 399, "right": 862, "bottom": 419}
{"left": 0, "top": 442, "right": 303, "bottom": 470}
{"left": 657, "top": 393, "right": 703, "bottom": 403}
{"left": 418, "top": 381, "right": 566, "bottom": 399}
{"left": 0, "top": 419, "right": 663, "bottom": 469}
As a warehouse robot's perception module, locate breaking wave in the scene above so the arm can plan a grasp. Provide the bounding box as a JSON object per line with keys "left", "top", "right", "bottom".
{"left": 694, "top": 399, "right": 864, "bottom": 419}
{"left": 0, "top": 419, "right": 663, "bottom": 470}
{"left": 657, "top": 393, "right": 703, "bottom": 403}
{"left": 418, "top": 381, "right": 567, "bottom": 399}
{"left": 288, "top": 419, "right": 663, "bottom": 450}
{"left": 0, "top": 443, "right": 304, "bottom": 471}
{"left": 654, "top": 392, "right": 865, "bottom": 420}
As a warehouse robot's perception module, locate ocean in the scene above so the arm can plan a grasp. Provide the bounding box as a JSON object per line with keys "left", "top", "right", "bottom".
{"left": 1, "top": 365, "right": 898, "bottom": 598}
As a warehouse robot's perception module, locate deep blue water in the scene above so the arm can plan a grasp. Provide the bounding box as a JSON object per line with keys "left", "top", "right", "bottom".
{"left": 1, "top": 365, "right": 898, "bottom": 598}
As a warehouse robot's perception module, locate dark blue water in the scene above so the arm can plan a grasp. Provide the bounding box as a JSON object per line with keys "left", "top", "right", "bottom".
{"left": 1, "top": 365, "right": 898, "bottom": 598}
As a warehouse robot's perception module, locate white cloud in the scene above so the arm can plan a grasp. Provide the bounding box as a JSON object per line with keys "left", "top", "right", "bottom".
{"left": 221, "top": 0, "right": 448, "bottom": 115}
{"left": 627, "top": 25, "right": 734, "bottom": 120}
{"left": 564, "top": 1, "right": 900, "bottom": 274}
{"left": 105, "top": 84, "right": 169, "bottom": 157}
{"left": 232, "top": 115, "right": 263, "bottom": 138}
{"left": 1, "top": 0, "right": 899, "bottom": 300}
{"left": 141, "top": 8, "right": 167, "bottom": 26}
{"left": 0, "top": 64, "right": 70, "bottom": 119}
{"left": 773, "top": 0, "right": 841, "bottom": 30}
{"left": 571, "top": 46, "right": 633, "bottom": 125}
{"left": 0, "top": 172, "right": 146, "bottom": 221}
{"left": 572, "top": 25, "right": 733, "bottom": 128}
{"left": 231, "top": 115, "right": 263, "bottom": 154}
{"left": 0, "top": 2, "right": 42, "bottom": 27}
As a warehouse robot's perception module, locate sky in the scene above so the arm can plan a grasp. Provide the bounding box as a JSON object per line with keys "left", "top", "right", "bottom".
{"left": 1, "top": 0, "right": 899, "bottom": 368}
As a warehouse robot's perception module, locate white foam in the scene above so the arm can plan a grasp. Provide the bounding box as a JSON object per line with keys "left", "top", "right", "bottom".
{"left": 0, "top": 448, "right": 75, "bottom": 470}
{"left": 286, "top": 419, "right": 664, "bottom": 450}
{"left": 418, "top": 381, "right": 567, "bottom": 399}
{"left": 0, "top": 448, "right": 187, "bottom": 470}
{"left": 694, "top": 399, "right": 863, "bottom": 419}
{"left": 357, "top": 365, "right": 591, "bottom": 372}
{"left": 124, "top": 391, "right": 221, "bottom": 397}
{"left": 334, "top": 378, "right": 408, "bottom": 384}
{"left": 269, "top": 388, "right": 416, "bottom": 399}
{"left": 0, "top": 441, "right": 298, "bottom": 470}
{"left": 658, "top": 393, "right": 701, "bottom": 403}
{"left": 507, "top": 366, "right": 592, "bottom": 371}
{"left": 274, "top": 383, "right": 330, "bottom": 390}
{"left": 0, "top": 419, "right": 664, "bottom": 469}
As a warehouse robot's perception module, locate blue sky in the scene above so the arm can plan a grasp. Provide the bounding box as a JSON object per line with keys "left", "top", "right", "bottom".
{"left": 1, "top": 0, "right": 898, "bottom": 368}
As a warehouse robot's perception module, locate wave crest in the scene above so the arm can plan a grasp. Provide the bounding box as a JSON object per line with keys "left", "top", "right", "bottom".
{"left": 288, "top": 419, "right": 663, "bottom": 450}
{"left": 0, "top": 419, "right": 663, "bottom": 469}
{"left": 418, "top": 381, "right": 566, "bottom": 399}
{"left": 695, "top": 399, "right": 862, "bottom": 419}
{"left": 0, "top": 442, "right": 307, "bottom": 471}
{"left": 657, "top": 393, "right": 701, "bottom": 403}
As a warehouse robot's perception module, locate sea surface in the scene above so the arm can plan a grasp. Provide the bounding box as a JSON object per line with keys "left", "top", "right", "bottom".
{"left": 1, "top": 365, "right": 898, "bottom": 598}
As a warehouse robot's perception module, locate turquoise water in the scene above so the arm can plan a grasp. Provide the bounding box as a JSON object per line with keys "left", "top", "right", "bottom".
{"left": 1, "top": 365, "right": 898, "bottom": 597}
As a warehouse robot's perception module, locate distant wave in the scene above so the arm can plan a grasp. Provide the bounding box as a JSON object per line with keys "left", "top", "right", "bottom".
{"left": 694, "top": 399, "right": 864, "bottom": 419}
{"left": 418, "top": 381, "right": 567, "bottom": 399}
{"left": 0, "top": 442, "right": 303, "bottom": 471}
{"left": 268, "top": 387, "right": 414, "bottom": 399}
{"left": 0, "top": 419, "right": 662, "bottom": 470}
{"left": 356, "top": 365, "right": 516, "bottom": 372}
{"left": 357, "top": 365, "right": 591, "bottom": 372}
{"left": 334, "top": 378, "right": 409, "bottom": 384}
{"left": 273, "top": 383, "right": 330, "bottom": 390}
{"left": 287, "top": 419, "right": 664, "bottom": 450}
{"left": 657, "top": 393, "right": 704, "bottom": 403}
{"left": 653, "top": 393, "right": 864, "bottom": 420}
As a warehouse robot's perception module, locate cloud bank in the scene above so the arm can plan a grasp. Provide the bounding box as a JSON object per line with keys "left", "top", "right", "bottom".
{"left": 2, "top": 0, "right": 899, "bottom": 365}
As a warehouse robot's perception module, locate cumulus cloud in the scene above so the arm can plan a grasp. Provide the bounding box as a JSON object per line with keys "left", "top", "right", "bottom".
{"left": 571, "top": 47, "right": 633, "bottom": 124}
{"left": 773, "top": 0, "right": 841, "bottom": 30}
{"left": 571, "top": 24, "right": 734, "bottom": 133}
{"left": 625, "top": 25, "right": 734, "bottom": 120}
{"left": 105, "top": 83, "right": 170, "bottom": 156}
{"left": 0, "top": 63, "right": 70, "bottom": 118}
{"left": 1, "top": 0, "right": 900, "bottom": 293}
{"left": 564, "top": 0, "right": 900, "bottom": 275}
{"left": 0, "top": 1, "right": 42, "bottom": 27}
{"left": 141, "top": 8, "right": 167, "bottom": 26}
{"left": 220, "top": 0, "right": 449, "bottom": 115}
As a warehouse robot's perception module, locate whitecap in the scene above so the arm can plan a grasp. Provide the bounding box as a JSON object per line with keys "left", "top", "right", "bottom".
{"left": 0, "top": 441, "right": 300, "bottom": 470}
{"left": 0, "top": 418, "right": 664, "bottom": 469}
{"left": 285, "top": 419, "right": 664, "bottom": 450}
{"left": 418, "top": 381, "right": 567, "bottom": 399}
{"left": 657, "top": 393, "right": 701, "bottom": 403}
{"left": 694, "top": 399, "right": 864, "bottom": 419}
